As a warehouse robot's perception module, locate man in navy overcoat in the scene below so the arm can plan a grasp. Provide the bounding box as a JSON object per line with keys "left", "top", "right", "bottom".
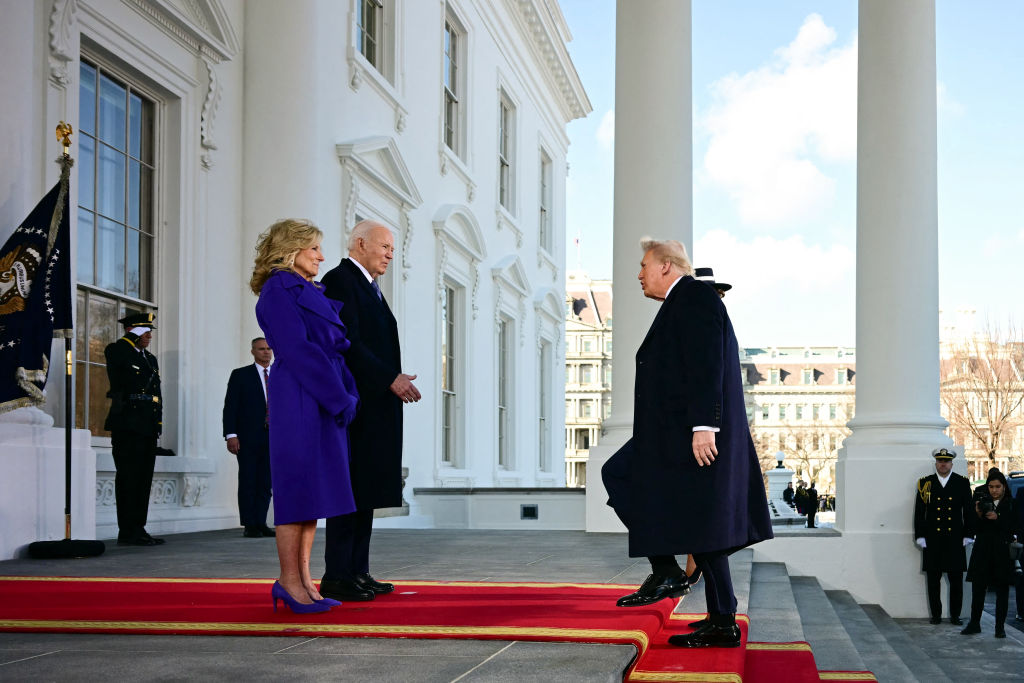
{"left": 602, "top": 237, "right": 773, "bottom": 648}
{"left": 222, "top": 337, "right": 275, "bottom": 538}
{"left": 318, "top": 220, "right": 421, "bottom": 602}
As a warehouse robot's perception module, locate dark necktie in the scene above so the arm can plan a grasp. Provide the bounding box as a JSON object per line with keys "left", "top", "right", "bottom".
{"left": 371, "top": 280, "right": 382, "bottom": 301}
{"left": 263, "top": 367, "right": 270, "bottom": 425}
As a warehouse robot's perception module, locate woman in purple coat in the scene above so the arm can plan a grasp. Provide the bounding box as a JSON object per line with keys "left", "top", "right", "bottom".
{"left": 250, "top": 219, "right": 359, "bottom": 613}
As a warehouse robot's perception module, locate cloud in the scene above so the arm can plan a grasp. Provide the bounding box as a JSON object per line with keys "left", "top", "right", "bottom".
{"left": 694, "top": 229, "right": 855, "bottom": 344}
{"left": 596, "top": 109, "right": 614, "bottom": 150}
{"left": 699, "top": 14, "right": 856, "bottom": 227}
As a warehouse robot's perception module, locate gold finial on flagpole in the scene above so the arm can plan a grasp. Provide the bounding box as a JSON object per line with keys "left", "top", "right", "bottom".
{"left": 56, "top": 121, "right": 73, "bottom": 156}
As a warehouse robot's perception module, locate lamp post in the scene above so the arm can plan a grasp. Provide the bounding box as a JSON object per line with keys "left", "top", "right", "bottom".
{"left": 775, "top": 450, "right": 785, "bottom": 469}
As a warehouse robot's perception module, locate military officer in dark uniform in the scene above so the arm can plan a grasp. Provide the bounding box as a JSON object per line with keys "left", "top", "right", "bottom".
{"left": 914, "top": 447, "right": 975, "bottom": 624}
{"left": 104, "top": 312, "right": 166, "bottom": 546}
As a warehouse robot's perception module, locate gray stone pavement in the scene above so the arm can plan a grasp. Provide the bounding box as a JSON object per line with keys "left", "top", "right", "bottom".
{"left": 0, "top": 529, "right": 1021, "bottom": 681}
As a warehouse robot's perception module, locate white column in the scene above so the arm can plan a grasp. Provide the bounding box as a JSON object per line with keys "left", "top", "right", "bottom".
{"left": 835, "top": 0, "right": 957, "bottom": 616}
{"left": 586, "top": 0, "right": 692, "bottom": 531}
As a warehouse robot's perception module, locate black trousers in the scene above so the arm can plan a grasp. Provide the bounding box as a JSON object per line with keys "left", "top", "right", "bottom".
{"left": 694, "top": 550, "right": 738, "bottom": 615}
{"left": 323, "top": 509, "right": 374, "bottom": 580}
{"left": 969, "top": 581, "right": 1009, "bottom": 628}
{"left": 235, "top": 443, "right": 272, "bottom": 528}
{"left": 111, "top": 431, "right": 157, "bottom": 540}
{"left": 806, "top": 510, "right": 816, "bottom": 528}
{"left": 926, "top": 570, "right": 963, "bottom": 619}
{"left": 1016, "top": 569, "right": 1024, "bottom": 617}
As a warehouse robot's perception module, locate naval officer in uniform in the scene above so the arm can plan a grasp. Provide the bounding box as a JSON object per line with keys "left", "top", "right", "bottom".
{"left": 104, "top": 311, "right": 166, "bottom": 546}
{"left": 914, "top": 447, "right": 975, "bottom": 624}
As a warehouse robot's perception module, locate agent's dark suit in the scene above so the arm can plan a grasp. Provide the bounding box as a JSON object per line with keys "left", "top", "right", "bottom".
{"left": 806, "top": 486, "right": 819, "bottom": 528}
{"left": 913, "top": 471, "right": 973, "bottom": 621}
{"left": 222, "top": 364, "right": 272, "bottom": 529}
{"left": 603, "top": 276, "right": 773, "bottom": 616}
{"left": 104, "top": 335, "right": 162, "bottom": 542}
{"left": 321, "top": 257, "right": 404, "bottom": 582}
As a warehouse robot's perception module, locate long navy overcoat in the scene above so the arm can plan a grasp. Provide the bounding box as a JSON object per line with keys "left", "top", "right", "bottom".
{"left": 614, "top": 276, "right": 773, "bottom": 557}
{"left": 255, "top": 269, "right": 359, "bottom": 525}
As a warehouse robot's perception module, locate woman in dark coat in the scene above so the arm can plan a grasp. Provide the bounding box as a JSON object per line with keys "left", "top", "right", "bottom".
{"left": 251, "top": 219, "right": 359, "bottom": 614}
{"left": 961, "top": 469, "right": 1018, "bottom": 638}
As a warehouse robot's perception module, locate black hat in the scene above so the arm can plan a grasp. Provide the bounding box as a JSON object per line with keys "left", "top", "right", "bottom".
{"left": 118, "top": 311, "right": 157, "bottom": 330}
{"left": 931, "top": 447, "right": 955, "bottom": 461}
{"left": 695, "top": 267, "right": 732, "bottom": 292}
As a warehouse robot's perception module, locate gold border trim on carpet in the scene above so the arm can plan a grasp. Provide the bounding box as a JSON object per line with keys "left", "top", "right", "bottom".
{"left": 745, "top": 642, "right": 811, "bottom": 651}
{"left": 669, "top": 613, "right": 751, "bottom": 625}
{"left": 819, "top": 674, "right": 877, "bottom": 681}
{"left": 630, "top": 672, "right": 742, "bottom": 682}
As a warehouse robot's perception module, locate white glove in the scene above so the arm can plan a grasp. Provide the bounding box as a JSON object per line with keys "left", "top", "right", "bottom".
{"left": 963, "top": 537, "right": 974, "bottom": 547}
{"left": 915, "top": 538, "right": 927, "bottom": 549}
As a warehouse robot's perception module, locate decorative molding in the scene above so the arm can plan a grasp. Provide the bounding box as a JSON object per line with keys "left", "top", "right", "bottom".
{"left": 336, "top": 137, "right": 423, "bottom": 208}
{"left": 127, "top": 0, "right": 240, "bottom": 62}
{"left": 48, "top": 0, "right": 78, "bottom": 87}
{"left": 472, "top": 263, "right": 481, "bottom": 319}
{"left": 400, "top": 205, "right": 413, "bottom": 280}
{"left": 518, "top": 300, "right": 527, "bottom": 347}
{"left": 349, "top": 63, "right": 364, "bottom": 91}
{"left": 152, "top": 477, "right": 179, "bottom": 505}
{"left": 181, "top": 475, "right": 209, "bottom": 507}
{"left": 343, "top": 171, "right": 360, "bottom": 236}
{"left": 96, "top": 477, "right": 115, "bottom": 506}
{"left": 199, "top": 57, "right": 221, "bottom": 168}
{"left": 492, "top": 255, "right": 530, "bottom": 346}
{"left": 538, "top": 247, "right": 558, "bottom": 283}
{"left": 433, "top": 204, "right": 486, "bottom": 320}
{"left": 395, "top": 107, "right": 407, "bottom": 133}
{"left": 466, "top": 180, "right": 476, "bottom": 203}
{"left": 496, "top": 208, "right": 523, "bottom": 249}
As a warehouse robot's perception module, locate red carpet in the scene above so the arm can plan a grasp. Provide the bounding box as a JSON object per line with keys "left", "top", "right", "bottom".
{"left": 0, "top": 577, "right": 874, "bottom": 682}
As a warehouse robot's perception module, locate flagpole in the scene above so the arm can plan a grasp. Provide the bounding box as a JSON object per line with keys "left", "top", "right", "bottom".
{"left": 27, "top": 122, "right": 104, "bottom": 559}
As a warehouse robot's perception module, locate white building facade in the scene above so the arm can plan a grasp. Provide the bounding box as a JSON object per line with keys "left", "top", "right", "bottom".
{"left": 0, "top": 0, "right": 589, "bottom": 556}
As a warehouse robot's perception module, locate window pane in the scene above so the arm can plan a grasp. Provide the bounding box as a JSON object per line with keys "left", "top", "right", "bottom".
{"left": 96, "top": 216, "right": 125, "bottom": 292}
{"left": 138, "top": 166, "right": 153, "bottom": 235}
{"left": 126, "top": 229, "right": 140, "bottom": 298}
{"left": 97, "top": 143, "right": 126, "bottom": 222}
{"left": 80, "top": 62, "right": 97, "bottom": 136}
{"left": 75, "top": 290, "right": 87, "bottom": 361}
{"left": 139, "top": 233, "right": 153, "bottom": 302}
{"left": 77, "top": 208, "right": 94, "bottom": 285}
{"left": 128, "top": 160, "right": 140, "bottom": 228}
{"left": 74, "top": 362, "right": 88, "bottom": 430}
{"left": 88, "top": 363, "right": 111, "bottom": 436}
{"left": 98, "top": 73, "right": 127, "bottom": 150}
{"left": 139, "top": 98, "right": 154, "bottom": 164}
{"left": 129, "top": 93, "right": 143, "bottom": 159}
{"left": 79, "top": 134, "right": 95, "bottom": 210}
{"left": 88, "top": 294, "right": 118, "bottom": 363}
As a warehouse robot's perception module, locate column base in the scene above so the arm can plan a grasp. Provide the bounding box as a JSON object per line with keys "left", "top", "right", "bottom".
{"left": 584, "top": 428, "right": 629, "bottom": 533}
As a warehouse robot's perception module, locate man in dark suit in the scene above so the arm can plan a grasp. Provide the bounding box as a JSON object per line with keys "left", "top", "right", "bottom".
{"left": 318, "top": 220, "right": 421, "bottom": 602}
{"left": 913, "top": 448, "right": 974, "bottom": 624}
{"left": 104, "top": 311, "right": 166, "bottom": 546}
{"left": 602, "top": 238, "right": 773, "bottom": 648}
{"left": 806, "top": 484, "right": 819, "bottom": 528}
{"left": 222, "top": 337, "right": 275, "bottom": 538}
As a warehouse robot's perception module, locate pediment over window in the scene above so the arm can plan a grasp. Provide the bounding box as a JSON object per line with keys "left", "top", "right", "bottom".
{"left": 491, "top": 255, "right": 530, "bottom": 299}
{"left": 337, "top": 136, "right": 422, "bottom": 208}
{"left": 533, "top": 286, "right": 563, "bottom": 323}
{"left": 433, "top": 204, "right": 486, "bottom": 262}
{"left": 145, "top": 0, "right": 239, "bottom": 60}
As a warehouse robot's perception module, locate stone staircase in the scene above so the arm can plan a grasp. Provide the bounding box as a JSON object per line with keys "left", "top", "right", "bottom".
{"left": 656, "top": 548, "right": 1022, "bottom": 682}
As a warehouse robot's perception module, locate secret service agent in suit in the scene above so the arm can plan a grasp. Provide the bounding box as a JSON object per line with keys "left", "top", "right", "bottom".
{"left": 602, "top": 237, "right": 773, "bottom": 649}
{"left": 104, "top": 312, "right": 167, "bottom": 546}
{"left": 806, "top": 484, "right": 819, "bottom": 528}
{"left": 914, "top": 448, "right": 975, "bottom": 625}
{"left": 319, "top": 220, "right": 421, "bottom": 602}
{"left": 223, "top": 337, "right": 276, "bottom": 538}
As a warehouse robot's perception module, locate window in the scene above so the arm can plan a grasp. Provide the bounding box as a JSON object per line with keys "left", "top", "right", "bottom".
{"left": 565, "top": 365, "right": 572, "bottom": 383}
{"left": 761, "top": 405, "right": 770, "bottom": 420}
{"left": 580, "top": 401, "right": 593, "bottom": 418}
{"left": 497, "top": 318, "right": 511, "bottom": 467}
{"left": 440, "top": 285, "right": 458, "bottom": 464}
{"left": 575, "top": 428, "right": 590, "bottom": 450}
{"left": 582, "top": 339, "right": 593, "bottom": 352}
{"left": 603, "top": 365, "right": 612, "bottom": 386}
{"left": 580, "top": 365, "right": 593, "bottom": 384}
{"left": 538, "top": 341, "right": 551, "bottom": 470}
{"left": 357, "top": 0, "right": 383, "bottom": 70}
{"left": 779, "top": 404, "right": 787, "bottom": 420}
{"left": 605, "top": 338, "right": 612, "bottom": 353}
{"left": 76, "top": 58, "right": 157, "bottom": 436}
{"left": 829, "top": 404, "right": 837, "bottom": 420}
{"left": 539, "top": 149, "right": 553, "bottom": 251}
{"left": 770, "top": 368, "right": 780, "bottom": 385}
{"left": 796, "top": 405, "right": 804, "bottom": 420}
{"left": 442, "top": 11, "right": 463, "bottom": 155}
{"left": 802, "top": 369, "right": 813, "bottom": 385}
{"left": 812, "top": 404, "right": 820, "bottom": 420}
{"left": 498, "top": 92, "right": 515, "bottom": 212}
{"left": 836, "top": 368, "right": 847, "bottom": 385}
{"left": 603, "top": 400, "right": 612, "bottom": 419}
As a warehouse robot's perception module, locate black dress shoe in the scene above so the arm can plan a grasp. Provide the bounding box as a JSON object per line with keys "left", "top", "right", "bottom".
{"left": 668, "top": 624, "right": 741, "bottom": 648}
{"left": 319, "top": 577, "right": 375, "bottom": 602}
{"left": 950, "top": 617, "right": 963, "bottom": 626}
{"left": 995, "top": 628, "right": 1006, "bottom": 638}
{"left": 117, "top": 536, "right": 157, "bottom": 546}
{"left": 960, "top": 622, "right": 981, "bottom": 635}
{"left": 688, "top": 616, "right": 710, "bottom": 629}
{"left": 259, "top": 526, "right": 276, "bottom": 537}
{"left": 141, "top": 532, "right": 165, "bottom": 545}
{"left": 355, "top": 573, "right": 394, "bottom": 594}
{"left": 616, "top": 573, "right": 689, "bottom": 607}
{"left": 243, "top": 527, "right": 262, "bottom": 538}
{"left": 929, "top": 617, "right": 942, "bottom": 625}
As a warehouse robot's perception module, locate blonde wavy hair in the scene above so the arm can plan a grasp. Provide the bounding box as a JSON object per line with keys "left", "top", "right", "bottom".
{"left": 249, "top": 218, "right": 324, "bottom": 295}
{"left": 639, "top": 236, "right": 694, "bottom": 276}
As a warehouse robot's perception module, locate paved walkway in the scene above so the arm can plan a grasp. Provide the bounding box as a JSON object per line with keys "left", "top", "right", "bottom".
{"left": 0, "top": 529, "right": 1020, "bottom": 681}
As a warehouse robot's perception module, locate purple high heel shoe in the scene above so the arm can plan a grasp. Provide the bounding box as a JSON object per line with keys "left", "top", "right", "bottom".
{"left": 272, "top": 581, "right": 330, "bottom": 614}
{"left": 313, "top": 596, "right": 341, "bottom": 607}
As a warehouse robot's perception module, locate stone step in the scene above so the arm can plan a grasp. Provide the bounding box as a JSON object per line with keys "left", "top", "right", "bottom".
{"left": 789, "top": 575, "right": 865, "bottom": 672}
{"left": 826, "top": 590, "right": 918, "bottom": 682}
{"left": 746, "top": 562, "right": 804, "bottom": 642}
{"left": 861, "top": 604, "right": 952, "bottom": 683}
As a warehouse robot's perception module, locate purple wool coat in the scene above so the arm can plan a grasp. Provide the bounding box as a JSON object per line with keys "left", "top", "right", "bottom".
{"left": 255, "top": 270, "right": 359, "bottom": 525}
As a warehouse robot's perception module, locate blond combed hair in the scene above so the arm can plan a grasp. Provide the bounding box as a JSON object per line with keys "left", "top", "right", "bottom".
{"left": 639, "top": 236, "right": 694, "bottom": 276}
{"left": 249, "top": 218, "right": 324, "bottom": 295}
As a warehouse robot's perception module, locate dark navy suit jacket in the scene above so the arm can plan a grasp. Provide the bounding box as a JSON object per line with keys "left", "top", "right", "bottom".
{"left": 222, "top": 364, "right": 269, "bottom": 453}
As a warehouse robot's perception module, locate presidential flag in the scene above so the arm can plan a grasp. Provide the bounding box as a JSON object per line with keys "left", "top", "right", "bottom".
{"left": 0, "top": 157, "right": 73, "bottom": 413}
